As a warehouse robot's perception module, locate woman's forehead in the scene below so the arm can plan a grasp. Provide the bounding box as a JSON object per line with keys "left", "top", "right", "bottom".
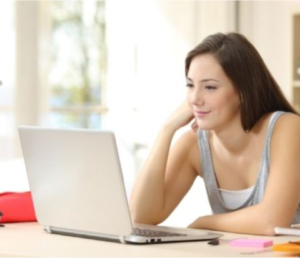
{"left": 188, "top": 54, "right": 227, "bottom": 82}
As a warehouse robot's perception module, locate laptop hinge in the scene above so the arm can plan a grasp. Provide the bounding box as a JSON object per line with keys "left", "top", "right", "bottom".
{"left": 44, "top": 226, "right": 52, "bottom": 233}
{"left": 119, "top": 236, "right": 126, "bottom": 244}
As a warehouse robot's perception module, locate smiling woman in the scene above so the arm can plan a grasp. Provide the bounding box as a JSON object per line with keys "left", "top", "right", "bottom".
{"left": 129, "top": 32, "right": 300, "bottom": 236}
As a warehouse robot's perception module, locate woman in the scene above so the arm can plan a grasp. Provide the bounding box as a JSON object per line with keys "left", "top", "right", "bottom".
{"left": 129, "top": 32, "right": 300, "bottom": 236}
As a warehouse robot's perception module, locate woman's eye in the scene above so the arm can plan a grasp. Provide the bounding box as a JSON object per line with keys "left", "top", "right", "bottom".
{"left": 205, "top": 86, "right": 217, "bottom": 90}
{"left": 186, "top": 83, "right": 194, "bottom": 88}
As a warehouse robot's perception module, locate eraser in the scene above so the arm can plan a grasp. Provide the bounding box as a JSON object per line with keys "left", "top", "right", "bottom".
{"left": 229, "top": 239, "right": 273, "bottom": 248}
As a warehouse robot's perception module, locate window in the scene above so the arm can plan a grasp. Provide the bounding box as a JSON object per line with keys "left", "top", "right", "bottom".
{"left": 0, "top": 1, "right": 15, "bottom": 161}
{"left": 48, "top": 1, "right": 106, "bottom": 129}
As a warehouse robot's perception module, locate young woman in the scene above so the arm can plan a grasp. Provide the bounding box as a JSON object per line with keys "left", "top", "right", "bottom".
{"left": 129, "top": 32, "right": 300, "bottom": 236}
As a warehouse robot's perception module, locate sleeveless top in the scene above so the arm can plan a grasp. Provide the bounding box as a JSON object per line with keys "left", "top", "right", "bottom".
{"left": 197, "top": 111, "right": 300, "bottom": 224}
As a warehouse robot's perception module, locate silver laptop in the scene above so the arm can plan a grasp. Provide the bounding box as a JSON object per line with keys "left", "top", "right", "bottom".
{"left": 18, "top": 126, "right": 222, "bottom": 244}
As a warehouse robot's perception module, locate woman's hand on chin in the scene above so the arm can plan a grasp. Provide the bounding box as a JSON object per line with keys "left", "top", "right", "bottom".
{"left": 163, "top": 102, "right": 196, "bottom": 132}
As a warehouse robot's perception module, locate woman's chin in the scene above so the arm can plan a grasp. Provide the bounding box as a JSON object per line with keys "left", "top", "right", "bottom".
{"left": 196, "top": 121, "right": 215, "bottom": 131}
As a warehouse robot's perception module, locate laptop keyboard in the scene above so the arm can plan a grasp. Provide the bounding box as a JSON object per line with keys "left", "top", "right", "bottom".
{"left": 133, "top": 228, "right": 187, "bottom": 237}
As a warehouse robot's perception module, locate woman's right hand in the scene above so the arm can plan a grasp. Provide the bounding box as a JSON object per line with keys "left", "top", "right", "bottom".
{"left": 164, "top": 102, "right": 197, "bottom": 132}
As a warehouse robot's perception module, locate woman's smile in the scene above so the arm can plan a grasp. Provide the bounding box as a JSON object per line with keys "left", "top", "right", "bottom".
{"left": 194, "top": 110, "right": 211, "bottom": 117}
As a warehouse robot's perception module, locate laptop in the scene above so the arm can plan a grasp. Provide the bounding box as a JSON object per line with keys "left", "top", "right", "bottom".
{"left": 18, "top": 126, "right": 222, "bottom": 244}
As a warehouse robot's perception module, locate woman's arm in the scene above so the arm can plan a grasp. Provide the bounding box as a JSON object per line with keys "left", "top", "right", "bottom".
{"left": 129, "top": 102, "right": 200, "bottom": 225}
{"left": 189, "top": 113, "right": 300, "bottom": 236}
{"left": 188, "top": 204, "right": 276, "bottom": 236}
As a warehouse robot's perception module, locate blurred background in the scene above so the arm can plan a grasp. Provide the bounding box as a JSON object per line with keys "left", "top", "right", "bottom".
{"left": 1, "top": 0, "right": 300, "bottom": 227}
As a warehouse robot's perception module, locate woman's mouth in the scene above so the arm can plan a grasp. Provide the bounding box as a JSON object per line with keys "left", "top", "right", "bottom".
{"left": 194, "top": 111, "right": 211, "bottom": 118}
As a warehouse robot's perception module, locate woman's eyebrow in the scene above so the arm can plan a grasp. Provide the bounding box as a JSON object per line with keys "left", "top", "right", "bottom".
{"left": 186, "top": 77, "right": 219, "bottom": 83}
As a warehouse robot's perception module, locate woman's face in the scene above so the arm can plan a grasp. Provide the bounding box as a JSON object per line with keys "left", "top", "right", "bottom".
{"left": 186, "top": 54, "right": 241, "bottom": 131}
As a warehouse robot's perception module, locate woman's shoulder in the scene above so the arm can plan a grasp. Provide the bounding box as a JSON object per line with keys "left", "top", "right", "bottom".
{"left": 253, "top": 111, "right": 300, "bottom": 144}
{"left": 259, "top": 111, "right": 300, "bottom": 130}
{"left": 271, "top": 111, "right": 300, "bottom": 145}
{"left": 274, "top": 111, "right": 300, "bottom": 131}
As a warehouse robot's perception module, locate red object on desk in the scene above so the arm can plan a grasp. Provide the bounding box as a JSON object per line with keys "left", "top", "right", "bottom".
{"left": 0, "top": 192, "right": 37, "bottom": 223}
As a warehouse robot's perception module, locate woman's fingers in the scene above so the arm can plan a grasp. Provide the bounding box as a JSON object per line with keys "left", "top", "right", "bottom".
{"left": 164, "top": 102, "right": 195, "bottom": 131}
{"left": 191, "top": 119, "right": 198, "bottom": 132}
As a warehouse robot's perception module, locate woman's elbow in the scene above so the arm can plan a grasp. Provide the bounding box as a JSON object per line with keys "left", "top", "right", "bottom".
{"left": 129, "top": 200, "right": 167, "bottom": 225}
{"left": 263, "top": 225, "right": 277, "bottom": 236}
{"left": 131, "top": 213, "right": 162, "bottom": 225}
{"left": 262, "top": 218, "right": 291, "bottom": 236}
{"left": 129, "top": 208, "right": 163, "bottom": 225}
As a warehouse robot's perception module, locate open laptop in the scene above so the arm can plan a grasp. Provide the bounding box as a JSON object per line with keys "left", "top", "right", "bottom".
{"left": 18, "top": 126, "right": 222, "bottom": 244}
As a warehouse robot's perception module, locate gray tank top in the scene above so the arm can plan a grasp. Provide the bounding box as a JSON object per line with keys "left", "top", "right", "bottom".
{"left": 198, "top": 111, "right": 300, "bottom": 224}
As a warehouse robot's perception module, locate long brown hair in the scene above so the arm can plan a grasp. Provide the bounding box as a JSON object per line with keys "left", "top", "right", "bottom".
{"left": 185, "top": 32, "right": 297, "bottom": 131}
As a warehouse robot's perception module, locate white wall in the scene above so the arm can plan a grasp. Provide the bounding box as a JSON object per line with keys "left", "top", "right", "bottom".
{"left": 239, "top": 1, "right": 300, "bottom": 102}
{"left": 105, "top": 1, "right": 195, "bottom": 144}
{"left": 197, "top": 1, "right": 236, "bottom": 41}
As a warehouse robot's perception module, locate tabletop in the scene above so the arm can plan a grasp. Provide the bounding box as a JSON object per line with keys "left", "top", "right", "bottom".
{"left": 1, "top": 222, "right": 300, "bottom": 257}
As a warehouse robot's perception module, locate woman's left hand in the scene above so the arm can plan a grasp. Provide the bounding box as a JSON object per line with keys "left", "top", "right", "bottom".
{"left": 190, "top": 119, "right": 198, "bottom": 132}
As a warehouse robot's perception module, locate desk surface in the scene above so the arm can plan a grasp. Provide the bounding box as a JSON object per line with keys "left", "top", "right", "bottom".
{"left": 0, "top": 222, "right": 299, "bottom": 257}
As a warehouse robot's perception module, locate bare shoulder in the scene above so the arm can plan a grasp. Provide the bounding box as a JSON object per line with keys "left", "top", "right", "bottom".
{"left": 271, "top": 112, "right": 300, "bottom": 152}
{"left": 273, "top": 112, "right": 300, "bottom": 136}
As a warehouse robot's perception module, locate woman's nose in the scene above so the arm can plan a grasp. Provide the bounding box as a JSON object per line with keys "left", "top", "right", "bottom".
{"left": 190, "top": 88, "right": 204, "bottom": 106}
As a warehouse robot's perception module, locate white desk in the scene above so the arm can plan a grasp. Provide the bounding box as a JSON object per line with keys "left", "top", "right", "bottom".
{"left": 0, "top": 223, "right": 299, "bottom": 257}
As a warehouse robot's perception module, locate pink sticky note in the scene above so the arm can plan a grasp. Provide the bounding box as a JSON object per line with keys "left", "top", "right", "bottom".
{"left": 229, "top": 239, "right": 273, "bottom": 248}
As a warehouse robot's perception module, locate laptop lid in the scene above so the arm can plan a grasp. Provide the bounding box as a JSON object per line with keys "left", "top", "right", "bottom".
{"left": 18, "top": 126, "right": 132, "bottom": 237}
